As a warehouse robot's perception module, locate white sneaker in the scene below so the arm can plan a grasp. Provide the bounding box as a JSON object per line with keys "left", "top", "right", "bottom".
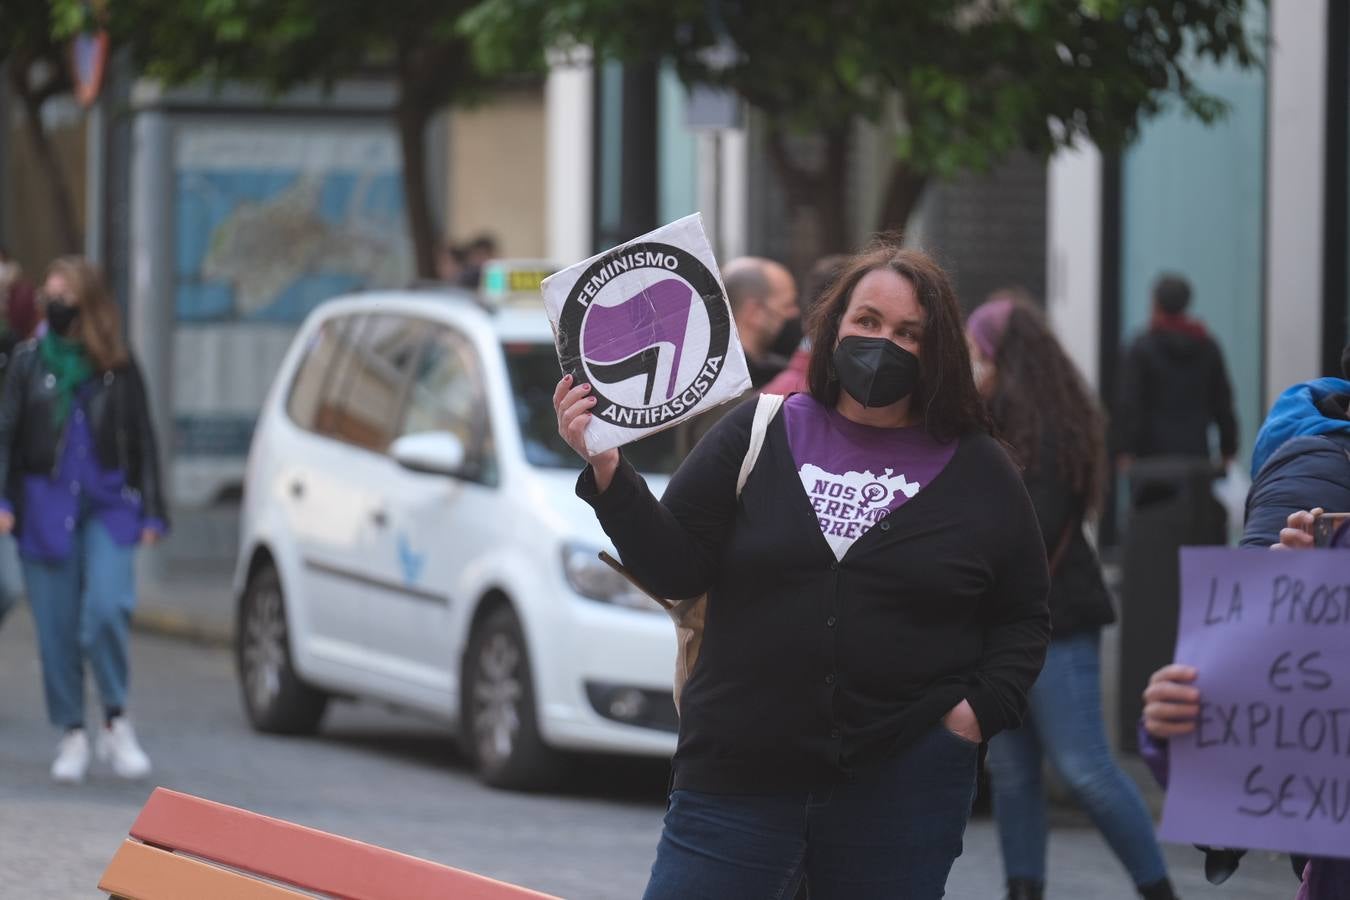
{"left": 51, "top": 729, "right": 91, "bottom": 784}
{"left": 97, "top": 717, "right": 152, "bottom": 780}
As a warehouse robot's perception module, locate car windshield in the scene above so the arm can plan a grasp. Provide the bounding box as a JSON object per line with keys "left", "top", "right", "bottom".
{"left": 502, "top": 342, "right": 686, "bottom": 475}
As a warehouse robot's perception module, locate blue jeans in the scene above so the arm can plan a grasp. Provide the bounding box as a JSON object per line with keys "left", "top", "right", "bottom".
{"left": 22, "top": 518, "right": 137, "bottom": 730}
{"left": 987, "top": 630, "right": 1168, "bottom": 888}
{"left": 643, "top": 725, "right": 979, "bottom": 900}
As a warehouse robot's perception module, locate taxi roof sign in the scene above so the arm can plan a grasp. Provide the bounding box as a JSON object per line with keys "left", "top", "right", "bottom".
{"left": 481, "top": 259, "right": 558, "bottom": 307}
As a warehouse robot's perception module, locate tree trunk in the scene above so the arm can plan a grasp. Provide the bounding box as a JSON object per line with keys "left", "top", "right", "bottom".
{"left": 394, "top": 101, "right": 438, "bottom": 280}
{"left": 815, "top": 126, "right": 851, "bottom": 254}
{"left": 8, "top": 65, "right": 82, "bottom": 254}
{"left": 765, "top": 124, "right": 853, "bottom": 274}
{"left": 876, "top": 158, "right": 929, "bottom": 239}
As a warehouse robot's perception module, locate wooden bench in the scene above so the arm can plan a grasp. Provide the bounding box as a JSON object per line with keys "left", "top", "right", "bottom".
{"left": 100, "top": 787, "right": 559, "bottom": 899}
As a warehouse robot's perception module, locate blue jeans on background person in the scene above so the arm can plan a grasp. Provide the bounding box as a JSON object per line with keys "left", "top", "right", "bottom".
{"left": 642, "top": 725, "right": 979, "bottom": 900}
{"left": 21, "top": 517, "right": 137, "bottom": 730}
{"left": 0, "top": 532, "right": 25, "bottom": 626}
{"left": 987, "top": 630, "right": 1169, "bottom": 890}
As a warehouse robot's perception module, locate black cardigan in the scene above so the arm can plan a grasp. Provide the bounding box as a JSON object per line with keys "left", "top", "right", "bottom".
{"left": 579, "top": 398, "right": 1050, "bottom": 794}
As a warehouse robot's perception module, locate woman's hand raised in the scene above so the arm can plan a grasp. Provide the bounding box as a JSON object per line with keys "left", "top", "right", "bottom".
{"left": 554, "top": 374, "right": 620, "bottom": 492}
{"left": 1273, "top": 507, "right": 1322, "bottom": 551}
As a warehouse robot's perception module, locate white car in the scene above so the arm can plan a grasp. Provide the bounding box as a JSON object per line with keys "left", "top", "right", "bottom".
{"left": 234, "top": 279, "right": 688, "bottom": 788}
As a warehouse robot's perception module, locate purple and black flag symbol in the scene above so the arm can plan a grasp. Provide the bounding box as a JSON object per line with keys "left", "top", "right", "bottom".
{"left": 581, "top": 278, "right": 694, "bottom": 405}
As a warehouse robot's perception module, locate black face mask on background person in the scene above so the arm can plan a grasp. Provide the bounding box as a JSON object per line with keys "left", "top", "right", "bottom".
{"left": 770, "top": 316, "right": 804, "bottom": 359}
{"left": 832, "top": 336, "right": 921, "bottom": 408}
{"left": 46, "top": 301, "right": 80, "bottom": 337}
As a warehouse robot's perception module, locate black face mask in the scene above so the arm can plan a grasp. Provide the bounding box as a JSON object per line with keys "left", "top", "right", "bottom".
{"left": 46, "top": 302, "right": 80, "bottom": 337}
{"left": 832, "top": 336, "right": 920, "bottom": 408}
{"left": 770, "top": 316, "right": 804, "bottom": 359}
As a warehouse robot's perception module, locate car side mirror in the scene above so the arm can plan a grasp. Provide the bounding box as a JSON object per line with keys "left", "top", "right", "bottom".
{"left": 390, "top": 431, "right": 468, "bottom": 478}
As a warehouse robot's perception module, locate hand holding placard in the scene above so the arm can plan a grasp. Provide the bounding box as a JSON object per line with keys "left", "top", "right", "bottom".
{"left": 540, "top": 214, "right": 752, "bottom": 455}
{"left": 553, "top": 373, "right": 620, "bottom": 492}
{"left": 1142, "top": 664, "right": 1201, "bottom": 739}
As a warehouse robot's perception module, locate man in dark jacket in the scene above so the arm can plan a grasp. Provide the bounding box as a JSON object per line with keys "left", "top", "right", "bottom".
{"left": 1240, "top": 342, "right": 1350, "bottom": 548}
{"left": 1116, "top": 274, "right": 1239, "bottom": 470}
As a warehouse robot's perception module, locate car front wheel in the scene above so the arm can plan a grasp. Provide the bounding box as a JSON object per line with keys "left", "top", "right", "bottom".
{"left": 462, "top": 604, "right": 560, "bottom": 789}
{"left": 236, "top": 564, "right": 328, "bottom": 735}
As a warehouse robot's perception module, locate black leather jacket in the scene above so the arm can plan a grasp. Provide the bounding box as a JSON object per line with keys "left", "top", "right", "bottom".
{"left": 0, "top": 340, "right": 168, "bottom": 528}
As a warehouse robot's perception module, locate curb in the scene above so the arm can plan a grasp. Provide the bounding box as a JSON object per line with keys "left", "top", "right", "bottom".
{"left": 132, "top": 607, "right": 232, "bottom": 647}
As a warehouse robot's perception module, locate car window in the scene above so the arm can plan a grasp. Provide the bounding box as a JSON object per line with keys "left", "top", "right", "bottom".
{"left": 320, "top": 315, "right": 428, "bottom": 453}
{"left": 501, "top": 342, "right": 684, "bottom": 474}
{"left": 286, "top": 317, "right": 348, "bottom": 431}
{"left": 399, "top": 326, "right": 496, "bottom": 482}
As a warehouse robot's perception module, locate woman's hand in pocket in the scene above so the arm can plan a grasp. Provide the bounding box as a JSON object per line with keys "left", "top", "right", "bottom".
{"left": 943, "top": 699, "right": 983, "bottom": 743}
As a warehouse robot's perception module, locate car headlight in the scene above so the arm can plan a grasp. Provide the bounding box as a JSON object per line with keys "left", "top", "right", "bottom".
{"left": 561, "top": 543, "right": 664, "bottom": 612}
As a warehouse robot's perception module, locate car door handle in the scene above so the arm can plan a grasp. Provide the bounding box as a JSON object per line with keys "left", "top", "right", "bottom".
{"left": 370, "top": 509, "right": 388, "bottom": 528}
{"left": 290, "top": 480, "right": 305, "bottom": 500}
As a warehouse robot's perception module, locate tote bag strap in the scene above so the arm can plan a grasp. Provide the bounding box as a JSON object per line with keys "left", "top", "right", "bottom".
{"left": 736, "top": 393, "right": 786, "bottom": 498}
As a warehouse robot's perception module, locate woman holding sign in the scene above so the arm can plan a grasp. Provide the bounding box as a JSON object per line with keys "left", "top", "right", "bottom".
{"left": 966, "top": 295, "right": 1177, "bottom": 900}
{"left": 555, "top": 242, "right": 1051, "bottom": 899}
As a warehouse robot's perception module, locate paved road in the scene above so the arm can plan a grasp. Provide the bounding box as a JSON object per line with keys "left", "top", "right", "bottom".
{"left": 0, "top": 606, "right": 1297, "bottom": 899}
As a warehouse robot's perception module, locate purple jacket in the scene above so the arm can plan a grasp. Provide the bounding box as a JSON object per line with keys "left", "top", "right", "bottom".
{"left": 1139, "top": 724, "right": 1350, "bottom": 900}
{"left": 1, "top": 381, "right": 165, "bottom": 560}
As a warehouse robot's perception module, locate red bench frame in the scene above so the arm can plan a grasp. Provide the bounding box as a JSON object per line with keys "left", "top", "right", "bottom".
{"left": 100, "top": 787, "right": 559, "bottom": 899}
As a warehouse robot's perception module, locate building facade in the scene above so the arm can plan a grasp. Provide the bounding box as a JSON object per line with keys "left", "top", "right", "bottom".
{"left": 1048, "top": 1, "right": 1348, "bottom": 481}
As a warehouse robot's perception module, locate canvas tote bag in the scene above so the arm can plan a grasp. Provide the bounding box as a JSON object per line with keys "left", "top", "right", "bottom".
{"left": 600, "top": 392, "right": 785, "bottom": 712}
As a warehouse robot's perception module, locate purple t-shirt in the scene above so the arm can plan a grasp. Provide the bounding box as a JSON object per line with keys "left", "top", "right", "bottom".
{"left": 782, "top": 393, "right": 957, "bottom": 560}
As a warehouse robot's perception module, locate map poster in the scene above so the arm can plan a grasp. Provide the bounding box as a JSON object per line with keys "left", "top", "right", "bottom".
{"left": 171, "top": 121, "right": 413, "bottom": 505}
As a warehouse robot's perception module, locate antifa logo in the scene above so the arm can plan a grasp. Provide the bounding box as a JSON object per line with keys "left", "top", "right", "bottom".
{"left": 558, "top": 242, "right": 732, "bottom": 429}
{"left": 581, "top": 279, "right": 692, "bottom": 405}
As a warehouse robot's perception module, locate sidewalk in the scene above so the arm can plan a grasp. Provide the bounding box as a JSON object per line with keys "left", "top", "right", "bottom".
{"left": 135, "top": 559, "right": 235, "bottom": 645}
{"left": 134, "top": 504, "right": 239, "bottom": 644}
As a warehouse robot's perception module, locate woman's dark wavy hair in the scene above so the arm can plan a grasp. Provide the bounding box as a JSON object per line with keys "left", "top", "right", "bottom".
{"left": 985, "top": 293, "right": 1108, "bottom": 514}
{"left": 806, "top": 241, "right": 991, "bottom": 442}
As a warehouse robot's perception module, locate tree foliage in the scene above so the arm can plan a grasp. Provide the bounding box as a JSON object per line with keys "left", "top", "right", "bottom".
{"left": 55, "top": 0, "right": 498, "bottom": 278}
{"left": 2, "top": 0, "right": 82, "bottom": 253}
{"left": 467, "top": 0, "right": 1263, "bottom": 245}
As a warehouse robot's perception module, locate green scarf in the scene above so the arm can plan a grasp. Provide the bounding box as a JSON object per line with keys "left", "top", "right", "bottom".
{"left": 38, "top": 333, "right": 94, "bottom": 428}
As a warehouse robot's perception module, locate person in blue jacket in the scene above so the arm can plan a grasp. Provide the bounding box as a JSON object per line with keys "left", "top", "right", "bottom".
{"left": 1142, "top": 508, "right": 1350, "bottom": 900}
{"left": 1240, "top": 342, "right": 1350, "bottom": 548}
{"left": 1142, "top": 341, "right": 1350, "bottom": 899}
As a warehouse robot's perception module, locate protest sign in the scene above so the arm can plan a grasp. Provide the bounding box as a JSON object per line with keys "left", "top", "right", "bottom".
{"left": 1159, "top": 547, "right": 1350, "bottom": 859}
{"left": 540, "top": 214, "right": 752, "bottom": 455}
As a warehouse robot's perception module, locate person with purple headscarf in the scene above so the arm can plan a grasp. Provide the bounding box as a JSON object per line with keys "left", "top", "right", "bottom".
{"left": 968, "top": 292, "right": 1177, "bottom": 900}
